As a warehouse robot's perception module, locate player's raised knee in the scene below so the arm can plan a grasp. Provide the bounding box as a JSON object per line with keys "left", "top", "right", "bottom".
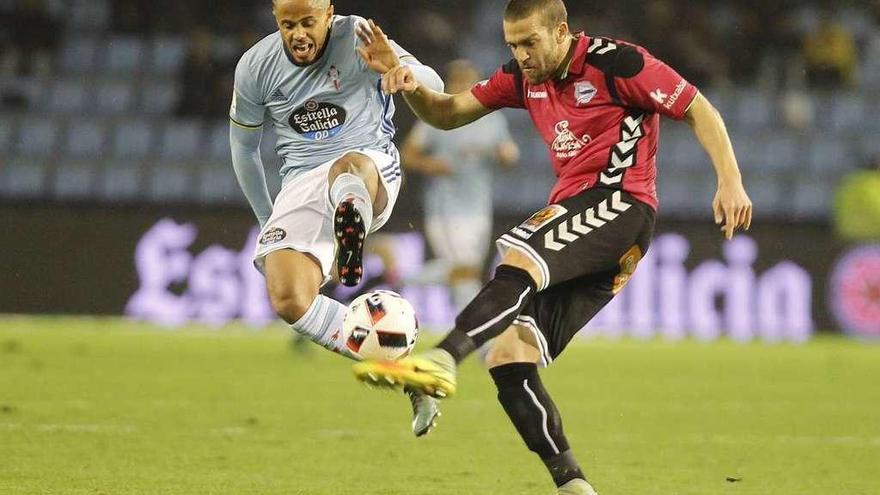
{"left": 329, "top": 152, "right": 375, "bottom": 179}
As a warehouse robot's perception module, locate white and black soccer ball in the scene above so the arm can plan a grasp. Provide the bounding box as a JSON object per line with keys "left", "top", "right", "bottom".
{"left": 342, "top": 290, "right": 418, "bottom": 361}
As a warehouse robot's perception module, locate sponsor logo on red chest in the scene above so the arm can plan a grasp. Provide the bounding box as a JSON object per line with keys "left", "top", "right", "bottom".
{"left": 551, "top": 120, "right": 592, "bottom": 158}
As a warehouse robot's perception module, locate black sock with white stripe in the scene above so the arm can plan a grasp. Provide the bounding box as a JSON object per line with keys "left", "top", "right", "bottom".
{"left": 490, "top": 363, "right": 585, "bottom": 488}
{"left": 437, "top": 265, "right": 536, "bottom": 363}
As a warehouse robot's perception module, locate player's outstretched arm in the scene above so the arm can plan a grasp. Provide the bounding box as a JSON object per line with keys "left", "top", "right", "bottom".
{"left": 685, "top": 92, "right": 753, "bottom": 240}
{"left": 383, "top": 65, "right": 493, "bottom": 131}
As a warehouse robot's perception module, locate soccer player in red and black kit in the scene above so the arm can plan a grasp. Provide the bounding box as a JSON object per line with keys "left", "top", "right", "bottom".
{"left": 354, "top": 0, "right": 752, "bottom": 493}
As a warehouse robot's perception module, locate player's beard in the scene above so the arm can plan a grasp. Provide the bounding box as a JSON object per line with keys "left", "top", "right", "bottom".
{"left": 522, "top": 65, "right": 550, "bottom": 84}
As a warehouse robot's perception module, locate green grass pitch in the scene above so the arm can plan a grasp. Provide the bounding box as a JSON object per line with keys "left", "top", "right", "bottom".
{"left": 1, "top": 317, "right": 878, "bottom": 495}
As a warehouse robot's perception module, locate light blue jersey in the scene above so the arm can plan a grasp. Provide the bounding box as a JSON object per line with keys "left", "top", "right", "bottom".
{"left": 412, "top": 112, "right": 514, "bottom": 220}
{"left": 230, "top": 15, "right": 406, "bottom": 183}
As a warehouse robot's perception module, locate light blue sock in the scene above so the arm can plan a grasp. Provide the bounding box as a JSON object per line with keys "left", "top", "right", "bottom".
{"left": 291, "top": 295, "right": 359, "bottom": 360}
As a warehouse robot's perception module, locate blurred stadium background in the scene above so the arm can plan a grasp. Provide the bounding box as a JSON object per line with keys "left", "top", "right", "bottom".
{"left": 1, "top": 1, "right": 879, "bottom": 494}
{"left": 1, "top": 0, "right": 878, "bottom": 339}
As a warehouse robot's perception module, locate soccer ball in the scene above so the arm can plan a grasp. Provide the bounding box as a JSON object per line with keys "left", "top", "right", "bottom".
{"left": 342, "top": 290, "right": 418, "bottom": 360}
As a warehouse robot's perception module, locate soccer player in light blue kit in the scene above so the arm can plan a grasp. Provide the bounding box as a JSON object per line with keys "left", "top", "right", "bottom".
{"left": 228, "top": 0, "right": 444, "bottom": 436}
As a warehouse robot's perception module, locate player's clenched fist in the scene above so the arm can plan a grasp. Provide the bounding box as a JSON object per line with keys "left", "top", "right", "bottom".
{"left": 382, "top": 66, "right": 420, "bottom": 95}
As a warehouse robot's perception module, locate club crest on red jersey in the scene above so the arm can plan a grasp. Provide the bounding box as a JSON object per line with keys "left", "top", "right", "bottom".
{"left": 574, "top": 81, "right": 597, "bottom": 106}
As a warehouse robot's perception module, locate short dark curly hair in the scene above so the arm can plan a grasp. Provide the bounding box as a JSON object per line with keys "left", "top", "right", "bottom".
{"left": 504, "top": 0, "right": 568, "bottom": 28}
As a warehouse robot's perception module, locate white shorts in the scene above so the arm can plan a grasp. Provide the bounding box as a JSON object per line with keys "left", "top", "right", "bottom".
{"left": 253, "top": 148, "right": 402, "bottom": 278}
{"left": 424, "top": 214, "right": 491, "bottom": 268}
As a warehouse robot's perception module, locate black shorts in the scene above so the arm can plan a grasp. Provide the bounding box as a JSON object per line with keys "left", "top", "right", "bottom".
{"left": 496, "top": 188, "right": 655, "bottom": 365}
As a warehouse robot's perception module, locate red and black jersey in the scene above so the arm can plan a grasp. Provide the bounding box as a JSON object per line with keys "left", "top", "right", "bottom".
{"left": 471, "top": 34, "right": 699, "bottom": 211}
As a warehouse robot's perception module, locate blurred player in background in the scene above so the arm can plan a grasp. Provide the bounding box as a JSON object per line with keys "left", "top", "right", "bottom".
{"left": 228, "top": 0, "right": 443, "bottom": 436}
{"left": 354, "top": 0, "right": 752, "bottom": 492}
{"left": 402, "top": 59, "right": 520, "bottom": 312}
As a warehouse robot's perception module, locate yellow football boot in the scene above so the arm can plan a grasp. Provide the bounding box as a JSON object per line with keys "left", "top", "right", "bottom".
{"left": 353, "top": 349, "right": 457, "bottom": 398}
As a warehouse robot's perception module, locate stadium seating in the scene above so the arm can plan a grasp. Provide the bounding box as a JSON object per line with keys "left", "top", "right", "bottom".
{"left": 111, "top": 119, "right": 156, "bottom": 159}
{"left": 94, "top": 79, "right": 137, "bottom": 115}
{"left": 15, "top": 117, "right": 60, "bottom": 157}
{"left": 59, "top": 36, "right": 102, "bottom": 74}
{"left": 102, "top": 36, "right": 146, "bottom": 75}
{"left": 0, "top": 0, "right": 875, "bottom": 223}
{"left": 96, "top": 161, "right": 144, "bottom": 201}
{"left": 64, "top": 119, "right": 107, "bottom": 158}
{"left": 147, "top": 162, "right": 194, "bottom": 201}
{"left": 0, "top": 116, "right": 12, "bottom": 155}
{"left": 1, "top": 157, "right": 49, "bottom": 199}
{"left": 157, "top": 120, "right": 204, "bottom": 160}
{"left": 52, "top": 161, "right": 96, "bottom": 200}
{"left": 149, "top": 36, "right": 188, "bottom": 75}
{"left": 195, "top": 163, "right": 244, "bottom": 205}
{"left": 46, "top": 79, "right": 89, "bottom": 114}
{"left": 139, "top": 82, "right": 180, "bottom": 116}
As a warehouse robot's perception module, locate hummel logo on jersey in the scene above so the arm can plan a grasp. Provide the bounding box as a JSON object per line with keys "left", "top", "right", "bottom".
{"left": 270, "top": 88, "right": 287, "bottom": 102}
{"left": 528, "top": 89, "right": 548, "bottom": 99}
{"left": 650, "top": 89, "right": 668, "bottom": 104}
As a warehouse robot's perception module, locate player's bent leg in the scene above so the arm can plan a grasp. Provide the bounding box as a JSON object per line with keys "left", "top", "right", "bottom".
{"left": 265, "top": 249, "right": 322, "bottom": 324}
{"left": 264, "top": 249, "right": 354, "bottom": 358}
{"left": 487, "top": 327, "right": 598, "bottom": 495}
{"left": 327, "top": 152, "right": 389, "bottom": 287}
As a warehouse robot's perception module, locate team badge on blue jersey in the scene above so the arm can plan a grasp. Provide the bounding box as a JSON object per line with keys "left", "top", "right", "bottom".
{"left": 574, "top": 81, "right": 597, "bottom": 106}
{"left": 289, "top": 100, "right": 347, "bottom": 141}
{"left": 328, "top": 65, "right": 342, "bottom": 91}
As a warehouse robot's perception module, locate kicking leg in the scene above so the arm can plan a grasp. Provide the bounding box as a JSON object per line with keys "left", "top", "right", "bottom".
{"left": 353, "top": 248, "right": 542, "bottom": 397}
{"left": 486, "top": 327, "right": 597, "bottom": 495}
